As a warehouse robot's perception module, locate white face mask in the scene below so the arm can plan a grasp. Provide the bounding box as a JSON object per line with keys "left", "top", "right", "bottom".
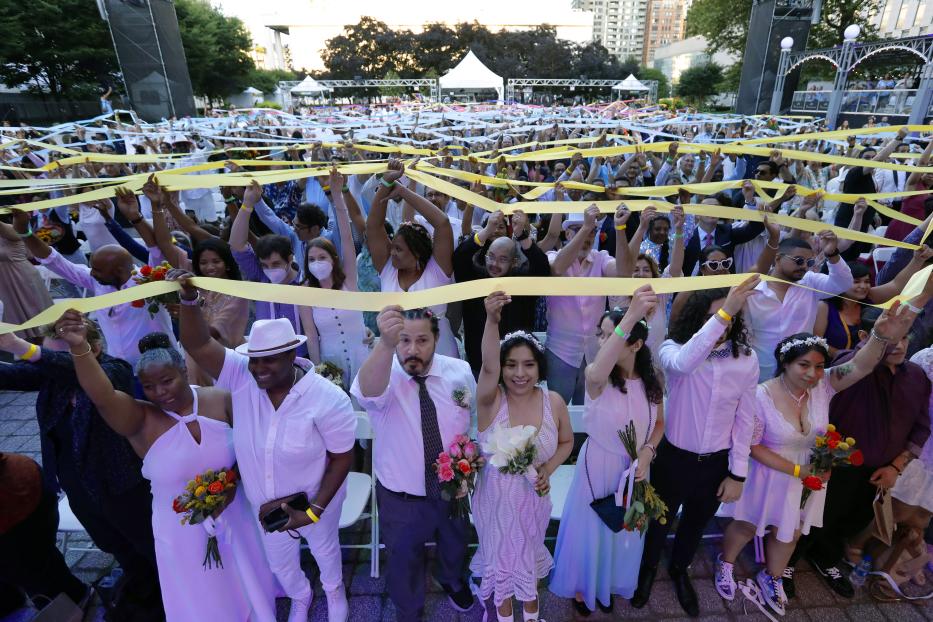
{"left": 262, "top": 267, "right": 289, "bottom": 284}
{"left": 307, "top": 260, "right": 333, "bottom": 281}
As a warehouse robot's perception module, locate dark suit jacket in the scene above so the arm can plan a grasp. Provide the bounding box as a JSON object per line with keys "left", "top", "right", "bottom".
{"left": 682, "top": 221, "right": 765, "bottom": 276}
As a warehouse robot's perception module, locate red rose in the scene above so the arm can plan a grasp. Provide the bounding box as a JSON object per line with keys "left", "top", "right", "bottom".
{"left": 827, "top": 439, "right": 839, "bottom": 449}
{"left": 131, "top": 299, "right": 145, "bottom": 308}
{"left": 207, "top": 480, "right": 224, "bottom": 495}
{"left": 849, "top": 449, "right": 864, "bottom": 466}
{"left": 226, "top": 469, "right": 237, "bottom": 483}
{"left": 457, "top": 459, "right": 471, "bottom": 475}
{"left": 139, "top": 265, "right": 152, "bottom": 276}
{"left": 172, "top": 498, "right": 185, "bottom": 513}
{"left": 150, "top": 269, "right": 166, "bottom": 281}
{"left": 802, "top": 475, "right": 823, "bottom": 491}
{"left": 827, "top": 430, "right": 842, "bottom": 442}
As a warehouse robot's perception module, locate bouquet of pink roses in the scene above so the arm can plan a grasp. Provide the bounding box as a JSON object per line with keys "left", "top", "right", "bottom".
{"left": 433, "top": 434, "right": 484, "bottom": 519}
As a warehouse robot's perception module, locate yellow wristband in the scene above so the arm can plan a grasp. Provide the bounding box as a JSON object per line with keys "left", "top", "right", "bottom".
{"left": 305, "top": 507, "right": 319, "bottom": 523}
{"left": 716, "top": 308, "right": 733, "bottom": 323}
{"left": 793, "top": 464, "right": 801, "bottom": 478}
{"left": 614, "top": 225, "right": 626, "bottom": 230}
{"left": 239, "top": 204, "right": 253, "bottom": 212}
{"left": 473, "top": 232, "right": 482, "bottom": 246}
{"left": 19, "top": 344, "right": 38, "bottom": 361}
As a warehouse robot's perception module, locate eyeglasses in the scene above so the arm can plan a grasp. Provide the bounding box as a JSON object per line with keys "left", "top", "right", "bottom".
{"left": 782, "top": 254, "right": 816, "bottom": 268}
{"left": 701, "top": 258, "right": 733, "bottom": 272}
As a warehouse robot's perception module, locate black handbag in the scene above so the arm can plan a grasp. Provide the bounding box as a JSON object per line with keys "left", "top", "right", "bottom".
{"left": 586, "top": 407, "right": 654, "bottom": 533}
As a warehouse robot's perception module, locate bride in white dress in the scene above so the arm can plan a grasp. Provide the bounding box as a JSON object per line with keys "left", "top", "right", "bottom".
{"left": 55, "top": 310, "right": 276, "bottom": 622}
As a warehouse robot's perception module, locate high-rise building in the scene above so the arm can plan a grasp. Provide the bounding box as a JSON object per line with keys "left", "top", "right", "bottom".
{"left": 573, "top": 0, "right": 650, "bottom": 61}
{"left": 642, "top": 0, "right": 691, "bottom": 65}
{"left": 873, "top": 0, "right": 931, "bottom": 38}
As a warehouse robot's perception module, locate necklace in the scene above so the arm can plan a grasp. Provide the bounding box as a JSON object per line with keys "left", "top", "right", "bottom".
{"left": 780, "top": 375, "right": 808, "bottom": 409}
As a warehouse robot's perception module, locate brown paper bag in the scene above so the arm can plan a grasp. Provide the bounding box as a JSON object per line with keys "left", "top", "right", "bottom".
{"left": 872, "top": 488, "right": 895, "bottom": 546}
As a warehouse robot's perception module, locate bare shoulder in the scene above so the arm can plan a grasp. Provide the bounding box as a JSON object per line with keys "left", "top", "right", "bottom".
{"left": 547, "top": 389, "right": 568, "bottom": 416}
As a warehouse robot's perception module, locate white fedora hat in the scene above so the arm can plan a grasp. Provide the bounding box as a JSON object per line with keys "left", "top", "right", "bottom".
{"left": 561, "top": 211, "right": 585, "bottom": 231}
{"left": 234, "top": 318, "right": 307, "bottom": 357}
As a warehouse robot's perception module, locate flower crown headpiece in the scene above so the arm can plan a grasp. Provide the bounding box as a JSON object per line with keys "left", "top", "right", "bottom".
{"left": 500, "top": 330, "right": 545, "bottom": 352}
{"left": 778, "top": 336, "right": 828, "bottom": 359}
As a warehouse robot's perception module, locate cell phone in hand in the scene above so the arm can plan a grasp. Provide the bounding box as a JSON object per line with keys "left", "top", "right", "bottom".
{"left": 260, "top": 492, "right": 309, "bottom": 532}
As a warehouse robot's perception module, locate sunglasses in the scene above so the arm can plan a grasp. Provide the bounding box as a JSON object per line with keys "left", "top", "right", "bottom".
{"left": 782, "top": 254, "right": 816, "bottom": 268}
{"left": 702, "top": 258, "right": 733, "bottom": 272}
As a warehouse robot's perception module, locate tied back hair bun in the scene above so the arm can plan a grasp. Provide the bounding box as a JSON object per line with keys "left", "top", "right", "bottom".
{"left": 138, "top": 332, "right": 174, "bottom": 354}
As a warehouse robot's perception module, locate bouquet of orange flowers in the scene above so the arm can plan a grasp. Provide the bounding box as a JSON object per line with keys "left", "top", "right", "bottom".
{"left": 131, "top": 261, "right": 179, "bottom": 317}
{"left": 801, "top": 424, "right": 863, "bottom": 507}
{"left": 172, "top": 466, "right": 238, "bottom": 569}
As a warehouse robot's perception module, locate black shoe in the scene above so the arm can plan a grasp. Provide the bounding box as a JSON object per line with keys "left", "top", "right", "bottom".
{"left": 807, "top": 558, "right": 854, "bottom": 598}
{"left": 782, "top": 567, "right": 796, "bottom": 599}
{"left": 630, "top": 566, "right": 657, "bottom": 609}
{"left": 572, "top": 598, "right": 592, "bottom": 617}
{"left": 440, "top": 582, "right": 475, "bottom": 612}
{"left": 597, "top": 596, "right": 613, "bottom": 613}
{"left": 670, "top": 567, "right": 700, "bottom": 617}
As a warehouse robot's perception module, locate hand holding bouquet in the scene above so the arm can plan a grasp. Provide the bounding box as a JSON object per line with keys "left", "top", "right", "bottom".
{"left": 314, "top": 361, "right": 345, "bottom": 390}
{"left": 800, "top": 424, "right": 862, "bottom": 507}
{"left": 618, "top": 421, "right": 669, "bottom": 533}
{"left": 433, "top": 434, "right": 483, "bottom": 519}
{"left": 131, "top": 261, "right": 180, "bottom": 317}
{"left": 173, "top": 466, "right": 238, "bottom": 569}
{"left": 483, "top": 424, "right": 545, "bottom": 496}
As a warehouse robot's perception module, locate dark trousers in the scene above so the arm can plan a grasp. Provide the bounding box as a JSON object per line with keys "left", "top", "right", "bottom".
{"left": 641, "top": 438, "right": 730, "bottom": 572}
{"left": 791, "top": 465, "right": 876, "bottom": 568}
{"left": 55, "top": 453, "right": 157, "bottom": 583}
{"left": 377, "top": 483, "right": 469, "bottom": 622}
{"left": 0, "top": 484, "right": 86, "bottom": 616}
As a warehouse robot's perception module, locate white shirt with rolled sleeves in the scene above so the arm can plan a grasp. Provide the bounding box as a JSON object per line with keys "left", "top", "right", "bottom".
{"left": 545, "top": 248, "right": 614, "bottom": 368}
{"left": 745, "top": 258, "right": 853, "bottom": 380}
{"left": 350, "top": 354, "right": 476, "bottom": 496}
{"left": 659, "top": 316, "right": 759, "bottom": 478}
{"left": 214, "top": 349, "right": 357, "bottom": 508}
{"left": 36, "top": 248, "right": 175, "bottom": 367}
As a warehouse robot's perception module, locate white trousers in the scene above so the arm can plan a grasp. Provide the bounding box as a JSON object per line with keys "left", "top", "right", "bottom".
{"left": 256, "top": 481, "right": 346, "bottom": 599}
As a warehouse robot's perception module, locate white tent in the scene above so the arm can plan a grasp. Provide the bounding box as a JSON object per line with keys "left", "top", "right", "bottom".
{"left": 439, "top": 50, "right": 504, "bottom": 101}
{"left": 612, "top": 74, "right": 649, "bottom": 91}
{"left": 290, "top": 76, "right": 331, "bottom": 95}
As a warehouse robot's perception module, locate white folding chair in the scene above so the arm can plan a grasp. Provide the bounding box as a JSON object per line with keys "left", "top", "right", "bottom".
{"left": 871, "top": 225, "right": 887, "bottom": 239}
{"left": 57, "top": 494, "right": 100, "bottom": 557}
{"left": 336, "top": 412, "right": 381, "bottom": 578}
{"left": 872, "top": 246, "right": 896, "bottom": 274}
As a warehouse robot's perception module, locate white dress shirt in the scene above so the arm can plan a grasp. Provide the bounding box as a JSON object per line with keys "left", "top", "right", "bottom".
{"left": 216, "top": 350, "right": 357, "bottom": 508}
{"left": 659, "top": 316, "right": 759, "bottom": 477}
{"left": 745, "top": 259, "right": 853, "bottom": 380}
{"left": 350, "top": 353, "right": 476, "bottom": 496}
{"left": 37, "top": 248, "right": 175, "bottom": 367}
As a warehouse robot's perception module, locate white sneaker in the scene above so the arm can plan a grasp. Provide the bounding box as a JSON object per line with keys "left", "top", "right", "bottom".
{"left": 287, "top": 594, "right": 312, "bottom": 622}
{"left": 326, "top": 585, "right": 349, "bottom": 622}
{"left": 715, "top": 554, "right": 737, "bottom": 601}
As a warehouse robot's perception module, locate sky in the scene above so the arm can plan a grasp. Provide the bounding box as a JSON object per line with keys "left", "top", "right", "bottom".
{"left": 212, "top": 0, "right": 594, "bottom": 70}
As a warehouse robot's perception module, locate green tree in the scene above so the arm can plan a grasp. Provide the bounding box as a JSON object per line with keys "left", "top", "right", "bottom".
{"left": 175, "top": 0, "right": 255, "bottom": 100}
{"left": 636, "top": 67, "right": 670, "bottom": 99}
{"left": 619, "top": 56, "right": 642, "bottom": 77}
{"left": 676, "top": 62, "right": 724, "bottom": 107}
{"left": 246, "top": 68, "right": 299, "bottom": 94}
{"left": 0, "top": 0, "right": 118, "bottom": 98}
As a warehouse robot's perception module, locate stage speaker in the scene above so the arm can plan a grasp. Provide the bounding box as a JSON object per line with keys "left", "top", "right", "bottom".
{"left": 735, "top": 0, "right": 813, "bottom": 115}
{"left": 100, "top": 0, "right": 196, "bottom": 121}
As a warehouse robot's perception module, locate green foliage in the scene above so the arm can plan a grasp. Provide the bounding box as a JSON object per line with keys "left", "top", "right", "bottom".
{"left": 636, "top": 67, "right": 670, "bottom": 99}
{"left": 675, "top": 63, "right": 724, "bottom": 106}
{"left": 255, "top": 100, "right": 282, "bottom": 110}
{"left": 659, "top": 97, "right": 686, "bottom": 110}
{"left": 0, "top": 0, "right": 119, "bottom": 98}
{"left": 718, "top": 63, "right": 742, "bottom": 93}
{"left": 175, "top": 0, "right": 255, "bottom": 101}
{"left": 380, "top": 70, "right": 406, "bottom": 97}
{"left": 247, "top": 68, "right": 299, "bottom": 94}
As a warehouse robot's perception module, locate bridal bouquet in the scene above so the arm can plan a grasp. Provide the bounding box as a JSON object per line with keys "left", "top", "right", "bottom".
{"left": 433, "top": 435, "right": 483, "bottom": 519}
{"left": 800, "top": 424, "right": 862, "bottom": 507}
{"left": 618, "top": 422, "right": 668, "bottom": 533}
{"left": 131, "top": 261, "right": 179, "bottom": 317}
{"left": 314, "top": 361, "right": 345, "bottom": 390}
{"left": 483, "top": 424, "right": 545, "bottom": 496}
{"left": 172, "top": 466, "right": 238, "bottom": 569}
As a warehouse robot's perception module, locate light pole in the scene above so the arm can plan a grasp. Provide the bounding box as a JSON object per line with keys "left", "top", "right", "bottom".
{"left": 770, "top": 36, "right": 795, "bottom": 115}
{"left": 825, "top": 24, "right": 860, "bottom": 129}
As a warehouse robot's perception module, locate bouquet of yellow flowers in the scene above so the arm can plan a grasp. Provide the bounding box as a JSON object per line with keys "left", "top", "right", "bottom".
{"left": 618, "top": 422, "right": 669, "bottom": 533}
{"left": 801, "top": 424, "right": 861, "bottom": 507}
{"left": 173, "top": 466, "right": 238, "bottom": 569}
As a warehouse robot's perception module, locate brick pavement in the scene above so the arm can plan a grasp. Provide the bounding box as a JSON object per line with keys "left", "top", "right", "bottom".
{"left": 2, "top": 389, "right": 932, "bottom": 622}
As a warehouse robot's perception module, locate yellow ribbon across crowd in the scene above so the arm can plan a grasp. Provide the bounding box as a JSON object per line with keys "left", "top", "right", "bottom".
{"left": 1, "top": 124, "right": 931, "bottom": 335}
